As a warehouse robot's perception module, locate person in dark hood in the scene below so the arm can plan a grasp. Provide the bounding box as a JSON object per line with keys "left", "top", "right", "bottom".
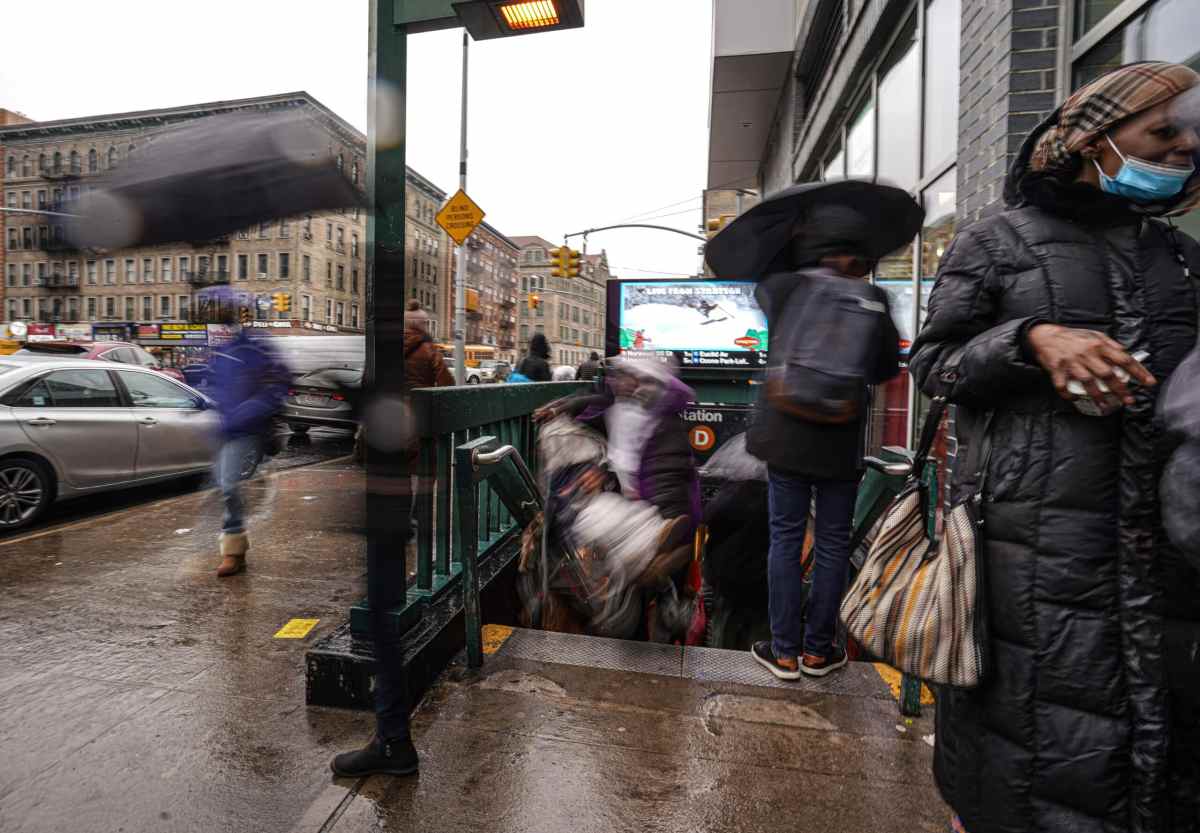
{"left": 577, "top": 351, "right": 601, "bottom": 381}
{"left": 909, "top": 62, "right": 1200, "bottom": 833}
{"left": 516, "top": 332, "right": 552, "bottom": 382}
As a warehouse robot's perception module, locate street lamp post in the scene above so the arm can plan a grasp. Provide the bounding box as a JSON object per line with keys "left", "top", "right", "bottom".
{"left": 453, "top": 32, "right": 469, "bottom": 385}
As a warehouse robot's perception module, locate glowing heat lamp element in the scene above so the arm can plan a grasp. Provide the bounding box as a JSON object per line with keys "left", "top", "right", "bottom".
{"left": 497, "top": 0, "right": 560, "bottom": 30}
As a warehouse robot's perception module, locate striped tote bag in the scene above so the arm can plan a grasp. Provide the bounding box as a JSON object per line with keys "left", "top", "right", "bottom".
{"left": 839, "top": 392, "right": 989, "bottom": 689}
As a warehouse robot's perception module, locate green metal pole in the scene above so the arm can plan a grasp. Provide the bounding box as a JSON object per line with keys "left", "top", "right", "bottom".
{"left": 364, "top": 0, "right": 410, "bottom": 619}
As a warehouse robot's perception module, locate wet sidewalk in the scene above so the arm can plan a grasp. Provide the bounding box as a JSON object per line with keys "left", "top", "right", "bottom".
{"left": 0, "top": 457, "right": 948, "bottom": 833}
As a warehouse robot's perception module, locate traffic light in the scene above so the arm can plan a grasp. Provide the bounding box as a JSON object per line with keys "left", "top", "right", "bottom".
{"left": 528, "top": 292, "right": 541, "bottom": 310}
{"left": 239, "top": 306, "right": 252, "bottom": 325}
{"left": 549, "top": 246, "right": 582, "bottom": 278}
{"left": 705, "top": 214, "right": 735, "bottom": 239}
{"left": 271, "top": 292, "right": 291, "bottom": 313}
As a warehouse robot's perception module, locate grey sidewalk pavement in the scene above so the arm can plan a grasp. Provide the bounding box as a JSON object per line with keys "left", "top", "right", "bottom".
{"left": 0, "top": 457, "right": 947, "bottom": 833}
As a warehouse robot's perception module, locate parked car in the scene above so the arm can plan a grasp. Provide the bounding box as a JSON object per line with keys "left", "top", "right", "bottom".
{"left": 477, "top": 360, "right": 511, "bottom": 383}
{"left": 0, "top": 358, "right": 224, "bottom": 529}
{"left": 180, "top": 363, "right": 211, "bottom": 389}
{"left": 281, "top": 365, "right": 362, "bottom": 434}
{"left": 13, "top": 341, "right": 187, "bottom": 383}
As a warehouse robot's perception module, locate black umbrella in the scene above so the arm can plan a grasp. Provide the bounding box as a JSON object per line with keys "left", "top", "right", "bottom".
{"left": 704, "top": 179, "right": 924, "bottom": 279}
{"left": 69, "top": 109, "right": 365, "bottom": 250}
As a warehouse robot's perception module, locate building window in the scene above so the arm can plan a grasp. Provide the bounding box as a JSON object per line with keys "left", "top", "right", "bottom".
{"left": 36, "top": 263, "right": 47, "bottom": 287}
{"left": 279, "top": 253, "right": 291, "bottom": 280}
{"left": 178, "top": 296, "right": 191, "bottom": 321}
{"left": 142, "top": 296, "right": 153, "bottom": 320}
{"left": 108, "top": 147, "right": 117, "bottom": 168}
{"left": 142, "top": 258, "right": 154, "bottom": 283}
{"left": 326, "top": 263, "right": 333, "bottom": 288}
{"left": 351, "top": 267, "right": 359, "bottom": 294}
{"left": 160, "top": 296, "right": 172, "bottom": 318}
{"left": 1071, "top": 0, "right": 1198, "bottom": 87}
{"left": 88, "top": 148, "right": 98, "bottom": 173}
{"left": 38, "top": 153, "right": 47, "bottom": 174}
{"left": 86, "top": 297, "right": 97, "bottom": 321}
{"left": 336, "top": 302, "right": 344, "bottom": 325}
{"left": 351, "top": 159, "right": 359, "bottom": 184}
{"left": 52, "top": 152, "right": 62, "bottom": 174}
{"left": 6, "top": 229, "right": 16, "bottom": 249}
{"left": 69, "top": 151, "right": 80, "bottom": 174}
{"left": 37, "top": 190, "right": 46, "bottom": 209}
{"left": 336, "top": 265, "right": 344, "bottom": 290}
{"left": 337, "top": 226, "right": 345, "bottom": 251}
{"left": 86, "top": 261, "right": 97, "bottom": 285}
{"left": 923, "top": 0, "right": 961, "bottom": 174}
{"left": 326, "top": 222, "right": 333, "bottom": 242}
{"left": 259, "top": 221, "right": 271, "bottom": 239}
{"left": 22, "top": 299, "right": 32, "bottom": 318}
{"left": 336, "top": 154, "right": 344, "bottom": 173}
{"left": 5, "top": 265, "right": 15, "bottom": 287}
{"left": 326, "top": 299, "right": 334, "bottom": 322}
{"left": 125, "top": 297, "right": 135, "bottom": 320}
{"left": 21, "top": 156, "right": 31, "bottom": 177}
{"left": 197, "top": 255, "right": 210, "bottom": 277}
{"left": 302, "top": 255, "right": 311, "bottom": 282}
{"left": 125, "top": 258, "right": 137, "bottom": 284}
{"left": 301, "top": 295, "right": 312, "bottom": 321}
{"left": 877, "top": 15, "right": 920, "bottom": 190}
{"left": 21, "top": 191, "right": 31, "bottom": 209}
{"left": 105, "top": 260, "right": 116, "bottom": 285}
{"left": 237, "top": 254, "right": 248, "bottom": 281}
{"left": 216, "top": 254, "right": 228, "bottom": 277}
{"left": 351, "top": 233, "right": 359, "bottom": 258}
{"left": 161, "top": 257, "right": 172, "bottom": 283}
{"left": 279, "top": 219, "right": 290, "bottom": 238}
{"left": 257, "top": 253, "right": 269, "bottom": 278}
{"left": 4, "top": 156, "right": 13, "bottom": 178}
{"left": 179, "top": 256, "right": 190, "bottom": 280}
{"left": 351, "top": 304, "right": 359, "bottom": 328}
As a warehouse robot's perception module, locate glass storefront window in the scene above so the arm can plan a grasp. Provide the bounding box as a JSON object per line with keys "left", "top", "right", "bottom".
{"left": 877, "top": 16, "right": 920, "bottom": 191}
{"left": 923, "top": 0, "right": 961, "bottom": 174}
{"left": 824, "top": 148, "right": 846, "bottom": 181}
{"left": 1076, "top": 0, "right": 1123, "bottom": 38}
{"left": 1074, "top": 0, "right": 1200, "bottom": 88}
{"left": 847, "top": 98, "right": 875, "bottom": 177}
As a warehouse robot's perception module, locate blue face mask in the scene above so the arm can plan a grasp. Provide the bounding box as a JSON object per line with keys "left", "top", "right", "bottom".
{"left": 1095, "top": 134, "right": 1195, "bottom": 203}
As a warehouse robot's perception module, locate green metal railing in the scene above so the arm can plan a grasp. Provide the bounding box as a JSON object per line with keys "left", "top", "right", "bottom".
{"left": 350, "top": 382, "right": 586, "bottom": 638}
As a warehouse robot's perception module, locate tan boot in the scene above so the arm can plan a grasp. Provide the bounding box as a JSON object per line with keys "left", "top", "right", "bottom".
{"left": 217, "top": 532, "right": 248, "bottom": 577}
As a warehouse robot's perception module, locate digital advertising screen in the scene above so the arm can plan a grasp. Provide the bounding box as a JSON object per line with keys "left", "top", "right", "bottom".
{"left": 607, "top": 279, "right": 768, "bottom": 371}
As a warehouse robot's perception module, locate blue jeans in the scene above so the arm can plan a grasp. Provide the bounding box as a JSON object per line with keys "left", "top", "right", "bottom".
{"left": 767, "top": 469, "right": 858, "bottom": 659}
{"left": 216, "top": 435, "right": 258, "bottom": 534}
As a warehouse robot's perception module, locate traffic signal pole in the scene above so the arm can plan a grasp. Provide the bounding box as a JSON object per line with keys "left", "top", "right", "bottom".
{"left": 452, "top": 31, "right": 469, "bottom": 386}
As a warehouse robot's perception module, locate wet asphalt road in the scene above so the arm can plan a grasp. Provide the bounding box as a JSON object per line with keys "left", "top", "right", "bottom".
{"left": 0, "top": 426, "right": 354, "bottom": 541}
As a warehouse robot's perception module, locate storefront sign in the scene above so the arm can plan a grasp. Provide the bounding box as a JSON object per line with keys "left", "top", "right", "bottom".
{"left": 93, "top": 324, "right": 131, "bottom": 342}
{"left": 159, "top": 323, "right": 209, "bottom": 342}
{"left": 27, "top": 323, "right": 56, "bottom": 343}
{"left": 301, "top": 321, "right": 340, "bottom": 333}
{"left": 137, "top": 324, "right": 161, "bottom": 340}
{"left": 57, "top": 324, "right": 92, "bottom": 342}
{"left": 207, "top": 324, "right": 236, "bottom": 346}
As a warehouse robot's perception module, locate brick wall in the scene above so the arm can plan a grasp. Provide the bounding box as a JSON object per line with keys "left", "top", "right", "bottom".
{"left": 957, "top": 0, "right": 1062, "bottom": 228}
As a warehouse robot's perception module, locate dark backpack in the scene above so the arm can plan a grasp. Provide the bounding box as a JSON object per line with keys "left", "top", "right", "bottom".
{"left": 763, "top": 269, "right": 890, "bottom": 424}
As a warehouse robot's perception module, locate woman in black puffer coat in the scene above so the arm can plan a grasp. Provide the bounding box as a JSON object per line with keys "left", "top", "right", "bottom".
{"left": 910, "top": 62, "right": 1200, "bottom": 833}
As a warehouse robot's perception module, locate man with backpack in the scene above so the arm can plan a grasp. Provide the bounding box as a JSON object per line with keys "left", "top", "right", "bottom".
{"left": 704, "top": 180, "right": 923, "bottom": 680}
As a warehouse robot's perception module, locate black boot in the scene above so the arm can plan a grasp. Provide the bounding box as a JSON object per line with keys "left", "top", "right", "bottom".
{"left": 330, "top": 735, "right": 419, "bottom": 778}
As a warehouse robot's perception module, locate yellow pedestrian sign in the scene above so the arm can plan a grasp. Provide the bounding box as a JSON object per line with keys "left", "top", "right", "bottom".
{"left": 436, "top": 188, "right": 486, "bottom": 245}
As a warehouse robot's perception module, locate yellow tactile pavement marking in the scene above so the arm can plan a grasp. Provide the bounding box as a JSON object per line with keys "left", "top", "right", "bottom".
{"left": 482, "top": 624, "right": 515, "bottom": 655}
{"left": 873, "top": 662, "right": 935, "bottom": 705}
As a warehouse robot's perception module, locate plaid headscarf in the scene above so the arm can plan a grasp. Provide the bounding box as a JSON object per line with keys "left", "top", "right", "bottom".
{"left": 1031, "top": 61, "right": 1200, "bottom": 213}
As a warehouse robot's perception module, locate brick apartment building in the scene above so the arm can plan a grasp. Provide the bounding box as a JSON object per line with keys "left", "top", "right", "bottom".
{"left": 511, "top": 236, "right": 608, "bottom": 368}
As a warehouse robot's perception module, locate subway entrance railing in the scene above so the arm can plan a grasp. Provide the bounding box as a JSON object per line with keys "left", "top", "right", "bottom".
{"left": 306, "top": 381, "right": 936, "bottom": 718}
{"left": 306, "top": 381, "right": 586, "bottom": 710}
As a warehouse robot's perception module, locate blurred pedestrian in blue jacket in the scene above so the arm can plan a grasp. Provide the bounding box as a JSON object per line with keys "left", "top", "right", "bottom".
{"left": 205, "top": 305, "right": 289, "bottom": 577}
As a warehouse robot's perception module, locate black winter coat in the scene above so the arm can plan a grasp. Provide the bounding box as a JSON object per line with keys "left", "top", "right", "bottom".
{"left": 910, "top": 136, "right": 1200, "bottom": 832}
{"left": 748, "top": 270, "right": 901, "bottom": 481}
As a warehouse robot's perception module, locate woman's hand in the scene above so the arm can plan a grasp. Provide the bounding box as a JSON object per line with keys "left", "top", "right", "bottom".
{"left": 1026, "top": 324, "right": 1156, "bottom": 406}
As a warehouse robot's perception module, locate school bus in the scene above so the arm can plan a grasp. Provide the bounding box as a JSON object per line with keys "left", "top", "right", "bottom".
{"left": 433, "top": 343, "right": 495, "bottom": 368}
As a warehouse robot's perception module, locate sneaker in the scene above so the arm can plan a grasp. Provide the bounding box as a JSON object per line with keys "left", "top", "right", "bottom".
{"left": 800, "top": 648, "right": 849, "bottom": 678}
{"left": 330, "top": 735, "right": 419, "bottom": 778}
{"left": 751, "top": 640, "right": 801, "bottom": 681}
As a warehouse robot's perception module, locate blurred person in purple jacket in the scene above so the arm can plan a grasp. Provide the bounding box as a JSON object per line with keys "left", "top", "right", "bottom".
{"left": 206, "top": 304, "right": 289, "bottom": 577}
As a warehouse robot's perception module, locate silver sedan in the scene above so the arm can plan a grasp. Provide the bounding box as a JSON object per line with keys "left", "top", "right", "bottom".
{"left": 0, "top": 358, "right": 220, "bottom": 529}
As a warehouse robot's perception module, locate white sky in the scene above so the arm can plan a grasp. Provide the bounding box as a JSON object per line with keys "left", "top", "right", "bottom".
{"left": 0, "top": 0, "right": 713, "bottom": 279}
